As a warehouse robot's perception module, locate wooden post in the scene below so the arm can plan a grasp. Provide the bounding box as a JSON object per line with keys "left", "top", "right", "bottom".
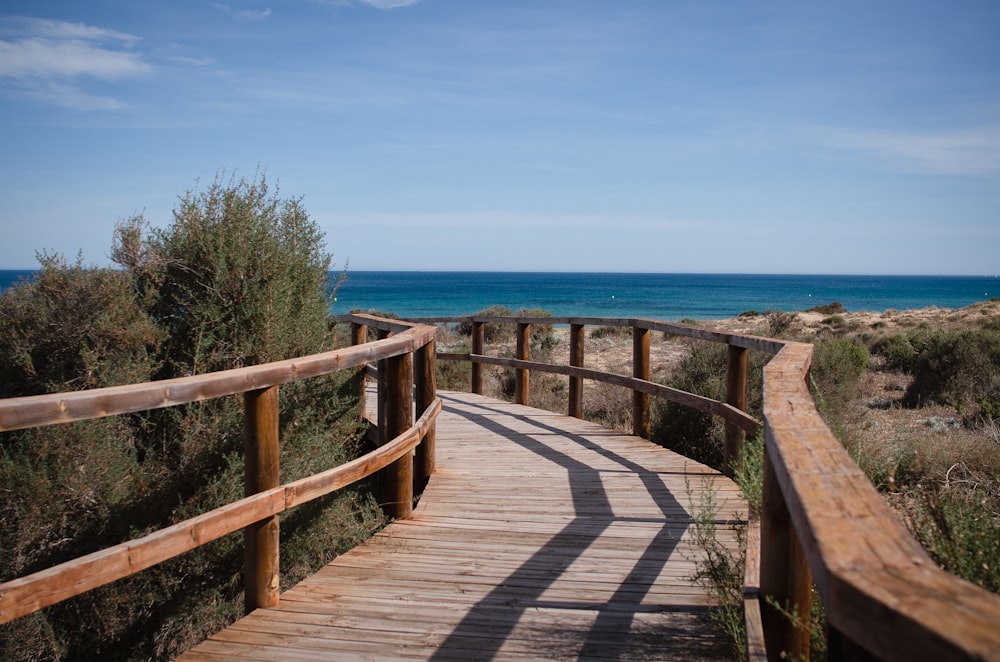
{"left": 760, "top": 443, "right": 812, "bottom": 662}
{"left": 376, "top": 328, "right": 389, "bottom": 438}
{"left": 414, "top": 338, "right": 437, "bottom": 494}
{"left": 351, "top": 322, "right": 368, "bottom": 417}
{"left": 471, "top": 321, "right": 484, "bottom": 395}
{"left": 244, "top": 385, "right": 280, "bottom": 613}
{"left": 382, "top": 351, "right": 413, "bottom": 519}
{"left": 725, "top": 344, "right": 749, "bottom": 478}
{"left": 633, "top": 325, "right": 650, "bottom": 439}
{"left": 515, "top": 322, "right": 530, "bottom": 406}
{"left": 569, "top": 323, "right": 585, "bottom": 418}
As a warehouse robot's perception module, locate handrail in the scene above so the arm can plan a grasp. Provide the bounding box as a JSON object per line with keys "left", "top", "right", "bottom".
{"left": 0, "top": 314, "right": 439, "bottom": 624}
{"left": 762, "top": 340, "right": 1000, "bottom": 661}
{"left": 0, "top": 320, "right": 433, "bottom": 432}
{"left": 4, "top": 312, "right": 999, "bottom": 660}
{"left": 406, "top": 314, "right": 1000, "bottom": 661}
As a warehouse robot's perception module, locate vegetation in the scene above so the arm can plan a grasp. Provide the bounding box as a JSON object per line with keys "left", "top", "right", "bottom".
{"left": 650, "top": 342, "right": 767, "bottom": 471}
{"left": 0, "top": 173, "right": 384, "bottom": 660}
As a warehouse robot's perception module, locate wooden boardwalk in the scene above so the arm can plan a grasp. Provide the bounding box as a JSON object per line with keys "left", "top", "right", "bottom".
{"left": 177, "top": 391, "right": 745, "bottom": 661}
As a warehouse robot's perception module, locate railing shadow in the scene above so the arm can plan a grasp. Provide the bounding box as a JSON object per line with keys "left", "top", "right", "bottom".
{"left": 429, "top": 393, "right": 729, "bottom": 661}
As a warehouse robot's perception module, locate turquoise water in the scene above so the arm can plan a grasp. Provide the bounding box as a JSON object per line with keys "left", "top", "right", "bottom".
{"left": 333, "top": 272, "right": 997, "bottom": 320}
{"left": 2, "top": 270, "right": 996, "bottom": 321}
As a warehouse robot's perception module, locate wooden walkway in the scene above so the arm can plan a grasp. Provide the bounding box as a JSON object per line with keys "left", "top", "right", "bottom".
{"left": 177, "top": 391, "right": 745, "bottom": 661}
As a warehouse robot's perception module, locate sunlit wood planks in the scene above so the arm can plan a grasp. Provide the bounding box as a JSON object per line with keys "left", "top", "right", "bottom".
{"left": 177, "top": 391, "right": 744, "bottom": 661}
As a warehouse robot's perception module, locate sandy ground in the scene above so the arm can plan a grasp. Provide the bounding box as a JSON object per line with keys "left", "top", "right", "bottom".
{"left": 438, "top": 298, "right": 1000, "bottom": 448}
{"left": 541, "top": 298, "right": 1000, "bottom": 378}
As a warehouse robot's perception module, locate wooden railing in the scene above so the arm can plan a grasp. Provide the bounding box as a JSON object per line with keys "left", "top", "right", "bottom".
{"left": 3, "top": 310, "right": 1000, "bottom": 661}
{"left": 0, "top": 314, "right": 439, "bottom": 623}
{"left": 406, "top": 314, "right": 1000, "bottom": 662}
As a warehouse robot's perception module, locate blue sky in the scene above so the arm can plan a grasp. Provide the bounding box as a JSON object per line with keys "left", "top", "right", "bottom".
{"left": 1, "top": 1, "right": 998, "bottom": 273}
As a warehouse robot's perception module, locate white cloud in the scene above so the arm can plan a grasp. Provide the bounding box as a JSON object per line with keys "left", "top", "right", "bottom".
{"left": 0, "top": 17, "right": 151, "bottom": 109}
{"left": 360, "top": 0, "right": 422, "bottom": 9}
{"left": 809, "top": 125, "right": 1000, "bottom": 176}
{"left": 17, "top": 80, "right": 124, "bottom": 110}
{"left": 0, "top": 38, "right": 150, "bottom": 78}
{"left": 213, "top": 4, "right": 273, "bottom": 21}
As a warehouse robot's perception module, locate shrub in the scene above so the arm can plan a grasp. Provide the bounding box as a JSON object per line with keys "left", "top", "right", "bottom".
{"left": 806, "top": 301, "right": 845, "bottom": 315}
{"left": 903, "top": 329, "right": 1000, "bottom": 422}
{"left": 0, "top": 173, "right": 381, "bottom": 660}
{"left": 651, "top": 342, "right": 764, "bottom": 471}
{"left": 589, "top": 324, "right": 631, "bottom": 340}
{"left": 870, "top": 334, "right": 917, "bottom": 372}
{"left": 516, "top": 308, "right": 557, "bottom": 358}
{"left": 0, "top": 253, "right": 162, "bottom": 397}
{"left": 808, "top": 336, "right": 869, "bottom": 421}
{"left": 765, "top": 309, "right": 798, "bottom": 337}
{"left": 456, "top": 305, "right": 513, "bottom": 344}
{"left": 113, "top": 173, "right": 334, "bottom": 376}
{"left": 905, "top": 485, "right": 1000, "bottom": 594}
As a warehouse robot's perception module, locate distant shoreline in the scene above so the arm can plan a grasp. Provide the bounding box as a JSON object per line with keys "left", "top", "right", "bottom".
{"left": 3, "top": 270, "right": 996, "bottom": 321}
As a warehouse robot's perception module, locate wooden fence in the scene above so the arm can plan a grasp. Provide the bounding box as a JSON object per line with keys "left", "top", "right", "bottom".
{"left": 0, "top": 314, "right": 439, "bottom": 622}
{"left": 405, "top": 314, "right": 1000, "bottom": 662}
{"left": 2, "top": 311, "right": 999, "bottom": 661}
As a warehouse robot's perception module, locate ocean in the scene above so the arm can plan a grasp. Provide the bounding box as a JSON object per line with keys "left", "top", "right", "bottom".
{"left": 1, "top": 270, "right": 996, "bottom": 321}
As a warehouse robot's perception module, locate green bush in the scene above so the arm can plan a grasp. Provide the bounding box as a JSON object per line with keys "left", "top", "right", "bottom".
{"left": 516, "top": 308, "right": 557, "bottom": 358}
{"left": 903, "top": 329, "right": 1000, "bottom": 422}
{"left": 0, "top": 253, "right": 162, "bottom": 397}
{"left": 589, "top": 324, "right": 631, "bottom": 340}
{"left": 905, "top": 486, "right": 1000, "bottom": 594}
{"left": 870, "top": 333, "right": 917, "bottom": 372}
{"left": 806, "top": 301, "right": 845, "bottom": 315}
{"left": 456, "top": 305, "right": 513, "bottom": 344}
{"left": 765, "top": 309, "right": 798, "bottom": 337}
{"left": 808, "top": 336, "right": 869, "bottom": 420}
{"left": 0, "top": 173, "right": 382, "bottom": 660}
{"left": 651, "top": 343, "right": 764, "bottom": 471}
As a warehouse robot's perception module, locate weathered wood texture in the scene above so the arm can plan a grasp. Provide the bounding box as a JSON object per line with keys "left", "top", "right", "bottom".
{"left": 724, "top": 344, "right": 749, "bottom": 478}
{"left": 0, "top": 322, "right": 436, "bottom": 432}
{"left": 763, "top": 340, "right": 1000, "bottom": 661}
{"left": 177, "top": 390, "right": 745, "bottom": 661}
{"left": 0, "top": 399, "right": 441, "bottom": 625}
{"left": 243, "top": 386, "right": 281, "bottom": 613}
{"left": 568, "top": 323, "right": 585, "bottom": 418}
{"left": 514, "top": 322, "right": 530, "bottom": 406}
{"left": 459, "top": 354, "right": 761, "bottom": 435}
{"left": 632, "top": 326, "right": 651, "bottom": 439}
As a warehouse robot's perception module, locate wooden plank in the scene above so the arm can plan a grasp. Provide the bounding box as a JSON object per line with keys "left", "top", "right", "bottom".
{"left": 243, "top": 385, "right": 281, "bottom": 612}
{"left": 177, "top": 390, "right": 742, "bottom": 660}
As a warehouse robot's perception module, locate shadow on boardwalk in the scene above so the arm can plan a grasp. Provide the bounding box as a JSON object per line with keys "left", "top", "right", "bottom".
{"left": 427, "top": 394, "right": 728, "bottom": 661}
{"left": 177, "top": 391, "right": 743, "bottom": 661}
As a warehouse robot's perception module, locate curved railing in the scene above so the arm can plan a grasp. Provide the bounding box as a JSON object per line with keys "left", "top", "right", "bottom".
{"left": 0, "top": 314, "right": 439, "bottom": 624}
{"left": 3, "top": 311, "right": 999, "bottom": 660}
{"left": 405, "top": 314, "right": 1000, "bottom": 662}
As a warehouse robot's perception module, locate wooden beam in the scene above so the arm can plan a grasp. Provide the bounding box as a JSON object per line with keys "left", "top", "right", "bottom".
{"left": 0, "top": 325, "right": 436, "bottom": 432}
{"left": 568, "top": 324, "right": 585, "bottom": 418}
{"left": 515, "top": 322, "right": 530, "bottom": 407}
{"left": 725, "top": 344, "right": 750, "bottom": 478}
{"left": 632, "top": 326, "right": 650, "bottom": 439}
{"left": 382, "top": 352, "right": 413, "bottom": 519}
{"left": 414, "top": 339, "right": 437, "bottom": 494}
{"left": 471, "top": 321, "right": 485, "bottom": 395}
{"left": 244, "top": 385, "right": 281, "bottom": 613}
{"left": 760, "top": 442, "right": 812, "bottom": 661}
{"left": 351, "top": 322, "right": 368, "bottom": 419}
